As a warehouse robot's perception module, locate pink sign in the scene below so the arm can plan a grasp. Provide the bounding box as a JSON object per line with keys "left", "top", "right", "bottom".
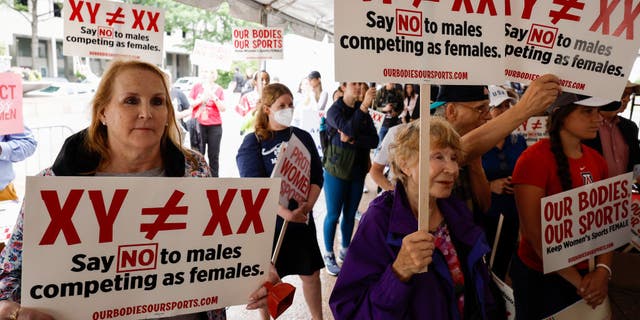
{"left": 0, "top": 72, "right": 23, "bottom": 135}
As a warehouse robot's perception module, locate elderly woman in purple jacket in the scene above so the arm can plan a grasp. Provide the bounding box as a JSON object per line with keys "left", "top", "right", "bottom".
{"left": 329, "top": 118, "right": 503, "bottom": 320}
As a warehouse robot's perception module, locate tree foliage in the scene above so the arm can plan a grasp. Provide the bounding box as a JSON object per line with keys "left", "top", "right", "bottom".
{"left": 130, "top": 0, "right": 257, "bottom": 51}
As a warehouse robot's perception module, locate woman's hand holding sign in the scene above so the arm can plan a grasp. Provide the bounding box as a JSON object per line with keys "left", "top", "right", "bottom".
{"left": 277, "top": 203, "right": 308, "bottom": 224}
{"left": 392, "top": 231, "right": 435, "bottom": 282}
{"left": 0, "top": 301, "right": 54, "bottom": 320}
{"left": 578, "top": 267, "right": 610, "bottom": 308}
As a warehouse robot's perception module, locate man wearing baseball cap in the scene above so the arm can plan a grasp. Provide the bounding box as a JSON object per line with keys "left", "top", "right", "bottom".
{"left": 429, "top": 75, "right": 561, "bottom": 218}
{"left": 431, "top": 85, "right": 493, "bottom": 215}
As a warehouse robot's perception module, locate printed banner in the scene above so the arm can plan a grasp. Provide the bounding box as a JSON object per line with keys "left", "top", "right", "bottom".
{"left": 335, "top": 1, "right": 505, "bottom": 84}
{"left": 191, "top": 39, "right": 233, "bottom": 70}
{"left": 0, "top": 72, "right": 23, "bottom": 135}
{"left": 22, "top": 177, "right": 279, "bottom": 319}
{"left": 513, "top": 116, "right": 548, "bottom": 146}
{"left": 63, "top": 0, "right": 164, "bottom": 64}
{"left": 272, "top": 133, "right": 311, "bottom": 207}
{"left": 631, "top": 194, "right": 640, "bottom": 250}
{"left": 541, "top": 173, "right": 632, "bottom": 274}
{"left": 232, "top": 27, "right": 284, "bottom": 60}
{"left": 504, "top": 2, "right": 640, "bottom": 100}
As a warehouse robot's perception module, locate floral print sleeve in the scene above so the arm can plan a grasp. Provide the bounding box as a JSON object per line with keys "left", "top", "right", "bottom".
{"left": 0, "top": 168, "right": 52, "bottom": 302}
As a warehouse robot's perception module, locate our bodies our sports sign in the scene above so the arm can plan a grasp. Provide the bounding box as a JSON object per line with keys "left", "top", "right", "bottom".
{"left": 22, "top": 177, "right": 279, "bottom": 319}
{"left": 541, "top": 173, "right": 632, "bottom": 273}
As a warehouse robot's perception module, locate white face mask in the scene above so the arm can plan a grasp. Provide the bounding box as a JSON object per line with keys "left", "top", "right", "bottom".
{"left": 273, "top": 108, "right": 293, "bottom": 127}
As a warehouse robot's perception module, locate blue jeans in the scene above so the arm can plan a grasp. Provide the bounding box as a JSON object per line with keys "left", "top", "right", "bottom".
{"left": 322, "top": 171, "right": 365, "bottom": 253}
{"left": 510, "top": 254, "right": 582, "bottom": 319}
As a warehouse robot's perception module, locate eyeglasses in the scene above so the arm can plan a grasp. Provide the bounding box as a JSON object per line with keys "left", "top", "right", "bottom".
{"left": 456, "top": 103, "right": 490, "bottom": 115}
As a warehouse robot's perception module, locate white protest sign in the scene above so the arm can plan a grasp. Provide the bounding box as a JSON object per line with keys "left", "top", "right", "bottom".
{"left": 542, "top": 298, "right": 611, "bottom": 320}
{"left": 0, "top": 72, "right": 23, "bottom": 135}
{"left": 631, "top": 195, "right": 640, "bottom": 250}
{"left": 191, "top": 39, "right": 233, "bottom": 70}
{"left": 368, "top": 109, "right": 385, "bottom": 133}
{"left": 504, "top": 2, "right": 640, "bottom": 100}
{"left": 491, "top": 273, "right": 515, "bottom": 320}
{"left": 272, "top": 133, "right": 310, "bottom": 207}
{"left": 335, "top": 1, "right": 504, "bottom": 84}
{"left": 232, "top": 27, "right": 283, "bottom": 60}
{"left": 22, "top": 177, "right": 279, "bottom": 319}
{"left": 63, "top": 0, "right": 164, "bottom": 64}
{"left": 513, "top": 116, "right": 548, "bottom": 146}
{"left": 541, "top": 173, "right": 632, "bottom": 274}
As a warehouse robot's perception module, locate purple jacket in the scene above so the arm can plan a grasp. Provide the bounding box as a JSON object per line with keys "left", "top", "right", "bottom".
{"left": 329, "top": 183, "right": 499, "bottom": 320}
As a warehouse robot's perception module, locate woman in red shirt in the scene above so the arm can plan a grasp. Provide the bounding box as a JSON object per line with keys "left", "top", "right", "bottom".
{"left": 511, "top": 93, "right": 614, "bottom": 319}
{"left": 190, "top": 70, "right": 225, "bottom": 176}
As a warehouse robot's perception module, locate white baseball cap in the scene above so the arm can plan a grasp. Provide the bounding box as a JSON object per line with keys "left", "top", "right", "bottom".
{"left": 488, "top": 85, "right": 516, "bottom": 107}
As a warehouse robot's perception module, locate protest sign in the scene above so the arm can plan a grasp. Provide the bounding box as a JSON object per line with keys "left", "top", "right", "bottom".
{"left": 369, "top": 109, "right": 385, "bottom": 132}
{"left": 335, "top": 0, "right": 504, "bottom": 84}
{"left": 191, "top": 39, "right": 233, "bottom": 70}
{"left": 491, "top": 273, "right": 515, "bottom": 320}
{"left": 232, "top": 27, "right": 284, "bottom": 60}
{"left": 541, "top": 173, "right": 632, "bottom": 274}
{"left": 513, "top": 116, "right": 548, "bottom": 146}
{"left": 271, "top": 133, "right": 311, "bottom": 207}
{"left": 63, "top": 0, "right": 164, "bottom": 64}
{"left": 542, "top": 298, "right": 611, "bottom": 320}
{"left": 504, "top": 2, "right": 640, "bottom": 100}
{"left": 22, "top": 176, "right": 279, "bottom": 319}
{"left": 0, "top": 72, "right": 22, "bottom": 135}
{"left": 631, "top": 194, "right": 640, "bottom": 250}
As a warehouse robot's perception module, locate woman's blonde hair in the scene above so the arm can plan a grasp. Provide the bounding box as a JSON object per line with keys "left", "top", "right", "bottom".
{"left": 389, "top": 117, "right": 462, "bottom": 186}
{"left": 254, "top": 83, "right": 293, "bottom": 141}
{"left": 85, "top": 59, "right": 187, "bottom": 170}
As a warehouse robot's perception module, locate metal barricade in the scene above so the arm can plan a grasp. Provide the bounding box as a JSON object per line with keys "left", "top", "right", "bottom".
{"left": 15, "top": 125, "right": 74, "bottom": 177}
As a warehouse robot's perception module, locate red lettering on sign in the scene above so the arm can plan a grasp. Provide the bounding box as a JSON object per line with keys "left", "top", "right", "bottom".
{"left": 117, "top": 243, "right": 158, "bottom": 272}
{"left": 132, "top": 9, "right": 160, "bottom": 32}
{"left": 549, "top": 0, "right": 585, "bottom": 24}
{"left": 236, "top": 189, "right": 267, "bottom": 234}
{"left": 589, "top": 0, "right": 621, "bottom": 35}
{"left": 527, "top": 24, "right": 558, "bottom": 49}
{"left": 0, "top": 85, "right": 16, "bottom": 100}
{"left": 39, "top": 190, "right": 84, "bottom": 245}
{"left": 612, "top": 0, "right": 640, "bottom": 40}
{"left": 88, "top": 189, "right": 127, "bottom": 243}
{"left": 396, "top": 9, "right": 422, "bottom": 36}
{"left": 106, "top": 7, "right": 125, "bottom": 26}
{"left": 203, "top": 189, "right": 237, "bottom": 236}
{"left": 140, "top": 190, "right": 188, "bottom": 240}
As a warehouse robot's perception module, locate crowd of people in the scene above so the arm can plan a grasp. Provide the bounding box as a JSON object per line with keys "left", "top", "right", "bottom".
{"left": 1, "top": 59, "right": 639, "bottom": 319}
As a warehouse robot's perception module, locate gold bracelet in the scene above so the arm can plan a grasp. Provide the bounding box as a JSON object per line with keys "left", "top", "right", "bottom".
{"left": 8, "top": 306, "right": 20, "bottom": 320}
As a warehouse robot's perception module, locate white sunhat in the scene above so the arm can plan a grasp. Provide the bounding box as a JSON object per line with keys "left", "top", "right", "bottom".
{"left": 488, "top": 85, "right": 516, "bottom": 107}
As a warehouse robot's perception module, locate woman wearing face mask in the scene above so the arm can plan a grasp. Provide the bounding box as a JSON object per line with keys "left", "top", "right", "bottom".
{"left": 236, "top": 83, "right": 325, "bottom": 320}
